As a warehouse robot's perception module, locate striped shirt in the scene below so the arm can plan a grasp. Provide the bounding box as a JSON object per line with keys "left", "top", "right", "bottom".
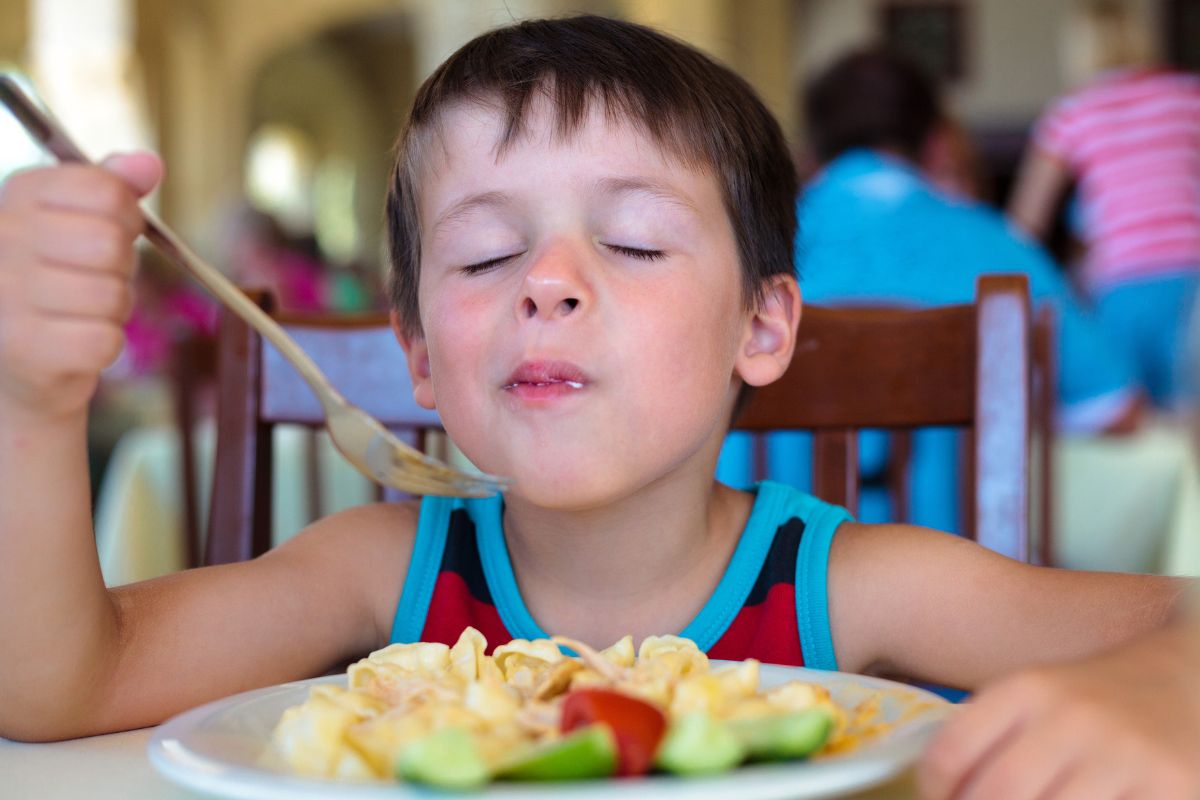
{"left": 389, "top": 482, "right": 851, "bottom": 669}
{"left": 1035, "top": 69, "right": 1200, "bottom": 291}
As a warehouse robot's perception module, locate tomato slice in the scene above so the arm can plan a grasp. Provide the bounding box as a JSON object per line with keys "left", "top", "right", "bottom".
{"left": 560, "top": 688, "right": 667, "bottom": 777}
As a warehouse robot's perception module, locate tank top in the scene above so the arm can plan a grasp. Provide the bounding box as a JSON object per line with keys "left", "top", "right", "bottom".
{"left": 389, "top": 481, "right": 851, "bottom": 669}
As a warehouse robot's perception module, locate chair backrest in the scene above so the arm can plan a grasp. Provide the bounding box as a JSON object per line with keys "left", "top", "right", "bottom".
{"left": 734, "top": 274, "right": 1035, "bottom": 561}
{"left": 205, "top": 292, "right": 442, "bottom": 565}
{"left": 206, "top": 277, "right": 1042, "bottom": 565}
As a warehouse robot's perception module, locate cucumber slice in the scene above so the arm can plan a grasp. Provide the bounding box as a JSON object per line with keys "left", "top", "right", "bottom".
{"left": 395, "top": 728, "right": 490, "bottom": 790}
{"left": 496, "top": 724, "right": 617, "bottom": 781}
{"left": 727, "top": 709, "right": 834, "bottom": 761}
{"left": 654, "top": 712, "right": 745, "bottom": 775}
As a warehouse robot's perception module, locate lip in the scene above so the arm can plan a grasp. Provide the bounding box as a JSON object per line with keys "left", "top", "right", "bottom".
{"left": 502, "top": 360, "right": 589, "bottom": 390}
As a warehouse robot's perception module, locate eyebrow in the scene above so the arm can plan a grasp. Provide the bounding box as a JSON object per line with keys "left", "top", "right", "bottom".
{"left": 430, "top": 176, "right": 702, "bottom": 236}
{"left": 593, "top": 176, "right": 702, "bottom": 218}
{"left": 431, "top": 191, "right": 512, "bottom": 236}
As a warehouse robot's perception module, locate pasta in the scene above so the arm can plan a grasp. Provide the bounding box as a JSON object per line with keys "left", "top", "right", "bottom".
{"left": 270, "top": 628, "right": 860, "bottom": 786}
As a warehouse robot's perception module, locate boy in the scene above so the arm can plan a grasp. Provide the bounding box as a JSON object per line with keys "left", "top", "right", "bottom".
{"left": 0, "top": 15, "right": 1186, "bottom": 787}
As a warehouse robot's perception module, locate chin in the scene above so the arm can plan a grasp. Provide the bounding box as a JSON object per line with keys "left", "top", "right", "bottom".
{"left": 498, "top": 459, "right": 632, "bottom": 510}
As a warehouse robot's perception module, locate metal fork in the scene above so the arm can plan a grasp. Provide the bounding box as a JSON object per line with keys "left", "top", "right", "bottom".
{"left": 0, "top": 74, "right": 508, "bottom": 498}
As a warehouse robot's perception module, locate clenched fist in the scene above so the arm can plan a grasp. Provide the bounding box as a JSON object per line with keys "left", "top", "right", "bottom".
{"left": 0, "top": 152, "right": 162, "bottom": 420}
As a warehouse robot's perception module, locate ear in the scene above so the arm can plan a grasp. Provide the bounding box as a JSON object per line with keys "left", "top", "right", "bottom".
{"left": 735, "top": 274, "right": 801, "bottom": 387}
{"left": 391, "top": 310, "right": 436, "bottom": 410}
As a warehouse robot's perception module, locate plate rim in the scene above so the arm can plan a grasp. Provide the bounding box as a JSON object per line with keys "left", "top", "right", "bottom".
{"left": 149, "top": 663, "right": 951, "bottom": 799}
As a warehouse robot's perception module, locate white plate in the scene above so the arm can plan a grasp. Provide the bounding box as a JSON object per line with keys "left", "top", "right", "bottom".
{"left": 149, "top": 664, "right": 951, "bottom": 800}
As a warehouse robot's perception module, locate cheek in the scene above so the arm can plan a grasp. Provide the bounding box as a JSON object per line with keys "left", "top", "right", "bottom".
{"left": 420, "top": 284, "right": 493, "bottom": 398}
{"left": 626, "top": 288, "right": 743, "bottom": 406}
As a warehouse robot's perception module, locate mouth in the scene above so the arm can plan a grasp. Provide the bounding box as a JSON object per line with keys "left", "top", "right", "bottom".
{"left": 502, "top": 360, "right": 589, "bottom": 395}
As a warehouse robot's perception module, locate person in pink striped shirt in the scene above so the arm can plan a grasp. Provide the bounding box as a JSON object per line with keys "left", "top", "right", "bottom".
{"left": 1009, "top": 0, "right": 1200, "bottom": 409}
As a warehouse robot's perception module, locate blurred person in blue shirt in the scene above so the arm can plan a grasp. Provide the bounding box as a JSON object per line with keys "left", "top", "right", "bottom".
{"left": 718, "top": 47, "right": 1141, "bottom": 534}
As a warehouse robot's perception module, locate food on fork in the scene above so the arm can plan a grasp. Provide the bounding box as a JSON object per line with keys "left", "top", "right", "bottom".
{"left": 270, "top": 628, "right": 844, "bottom": 787}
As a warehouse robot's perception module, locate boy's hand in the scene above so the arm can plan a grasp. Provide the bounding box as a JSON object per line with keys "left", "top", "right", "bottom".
{"left": 918, "top": 623, "right": 1200, "bottom": 800}
{"left": 0, "top": 152, "right": 162, "bottom": 420}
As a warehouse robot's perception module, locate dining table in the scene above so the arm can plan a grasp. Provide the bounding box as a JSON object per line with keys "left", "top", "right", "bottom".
{"left": 0, "top": 728, "right": 921, "bottom": 799}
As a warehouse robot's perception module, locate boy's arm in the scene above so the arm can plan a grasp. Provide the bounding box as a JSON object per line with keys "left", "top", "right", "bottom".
{"left": 827, "top": 522, "right": 1186, "bottom": 688}
{"left": 0, "top": 159, "right": 417, "bottom": 741}
{"left": 0, "top": 470, "right": 417, "bottom": 741}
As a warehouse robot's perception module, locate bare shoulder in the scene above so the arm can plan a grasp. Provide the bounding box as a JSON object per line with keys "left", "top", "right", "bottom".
{"left": 263, "top": 499, "right": 422, "bottom": 649}
{"left": 827, "top": 521, "right": 1184, "bottom": 687}
{"left": 831, "top": 520, "right": 1016, "bottom": 577}
{"left": 827, "top": 520, "right": 1025, "bottom": 675}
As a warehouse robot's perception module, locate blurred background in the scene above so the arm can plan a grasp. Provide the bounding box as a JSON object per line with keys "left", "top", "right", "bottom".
{"left": 3, "top": 0, "right": 1196, "bottom": 273}
{"left": 0, "top": 0, "right": 1196, "bottom": 583}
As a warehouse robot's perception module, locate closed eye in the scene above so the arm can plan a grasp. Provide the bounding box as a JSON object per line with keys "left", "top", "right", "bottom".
{"left": 604, "top": 244, "right": 666, "bottom": 261}
{"left": 461, "top": 252, "right": 524, "bottom": 274}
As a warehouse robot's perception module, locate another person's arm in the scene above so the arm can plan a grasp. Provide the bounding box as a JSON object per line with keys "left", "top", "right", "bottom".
{"left": 1008, "top": 147, "right": 1073, "bottom": 242}
{"left": 0, "top": 159, "right": 413, "bottom": 741}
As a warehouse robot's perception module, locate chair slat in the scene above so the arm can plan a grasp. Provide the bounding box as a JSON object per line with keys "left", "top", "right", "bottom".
{"left": 813, "top": 429, "right": 859, "bottom": 513}
{"left": 208, "top": 295, "right": 274, "bottom": 565}
{"left": 974, "top": 275, "right": 1031, "bottom": 561}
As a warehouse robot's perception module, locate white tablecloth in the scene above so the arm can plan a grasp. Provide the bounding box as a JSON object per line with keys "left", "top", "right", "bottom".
{"left": 0, "top": 727, "right": 918, "bottom": 800}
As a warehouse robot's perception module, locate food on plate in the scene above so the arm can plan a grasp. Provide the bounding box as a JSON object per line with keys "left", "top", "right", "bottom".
{"left": 271, "top": 628, "right": 848, "bottom": 787}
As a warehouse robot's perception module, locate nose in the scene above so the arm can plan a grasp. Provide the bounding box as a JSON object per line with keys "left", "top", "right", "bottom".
{"left": 517, "top": 242, "right": 591, "bottom": 321}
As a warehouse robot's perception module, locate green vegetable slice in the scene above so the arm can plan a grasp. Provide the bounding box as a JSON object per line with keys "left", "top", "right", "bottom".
{"left": 727, "top": 708, "right": 834, "bottom": 761}
{"left": 654, "top": 712, "right": 745, "bottom": 775}
{"left": 496, "top": 724, "right": 617, "bottom": 781}
{"left": 395, "top": 727, "right": 490, "bottom": 790}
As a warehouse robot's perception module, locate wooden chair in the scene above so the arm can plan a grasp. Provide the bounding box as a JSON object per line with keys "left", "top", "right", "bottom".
{"left": 204, "top": 292, "right": 442, "bottom": 565}
{"left": 169, "top": 330, "right": 217, "bottom": 569}
{"left": 1031, "top": 304, "right": 1056, "bottom": 566}
{"left": 734, "top": 274, "right": 1037, "bottom": 562}
{"left": 205, "top": 277, "right": 1043, "bottom": 565}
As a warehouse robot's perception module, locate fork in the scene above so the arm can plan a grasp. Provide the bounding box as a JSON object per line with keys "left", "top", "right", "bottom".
{"left": 0, "top": 75, "right": 508, "bottom": 498}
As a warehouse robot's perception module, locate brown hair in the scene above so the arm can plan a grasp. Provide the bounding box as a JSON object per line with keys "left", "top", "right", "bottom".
{"left": 385, "top": 14, "right": 797, "bottom": 338}
{"left": 804, "top": 47, "right": 942, "bottom": 163}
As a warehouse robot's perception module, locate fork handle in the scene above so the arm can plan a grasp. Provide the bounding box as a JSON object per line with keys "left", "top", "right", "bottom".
{"left": 0, "top": 74, "right": 345, "bottom": 407}
{"left": 138, "top": 212, "right": 344, "bottom": 399}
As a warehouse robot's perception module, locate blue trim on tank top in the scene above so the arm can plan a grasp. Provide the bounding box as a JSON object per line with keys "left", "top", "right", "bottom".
{"left": 392, "top": 483, "right": 850, "bottom": 669}
{"left": 793, "top": 497, "right": 852, "bottom": 671}
{"left": 389, "top": 495, "right": 456, "bottom": 644}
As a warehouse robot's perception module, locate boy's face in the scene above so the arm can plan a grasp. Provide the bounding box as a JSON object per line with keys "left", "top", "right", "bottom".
{"left": 399, "top": 95, "right": 793, "bottom": 508}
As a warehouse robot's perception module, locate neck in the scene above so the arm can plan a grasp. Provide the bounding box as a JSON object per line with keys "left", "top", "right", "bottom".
{"left": 501, "top": 470, "right": 753, "bottom": 649}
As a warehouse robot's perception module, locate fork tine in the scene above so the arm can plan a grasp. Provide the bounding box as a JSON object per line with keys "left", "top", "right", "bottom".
{"left": 381, "top": 457, "right": 509, "bottom": 497}
{"left": 372, "top": 431, "right": 504, "bottom": 483}
{"left": 361, "top": 426, "right": 510, "bottom": 497}
{"left": 378, "top": 460, "right": 506, "bottom": 498}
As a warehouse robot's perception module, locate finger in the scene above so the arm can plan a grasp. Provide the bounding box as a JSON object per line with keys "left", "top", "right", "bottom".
{"left": 3, "top": 165, "right": 146, "bottom": 235}
{"left": 1048, "top": 761, "right": 1131, "bottom": 800}
{"left": 27, "top": 263, "right": 133, "bottom": 321}
{"left": 6, "top": 317, "right": 125, "bottom": 377}
{"left": 30, "top": 209, "right": 138, "bottom": 276}
{"left": 919, "top": 683, "right": 1036, "bottom": 799}
{"left": 99, "top": 151, "right": 163, "bottom": 198}
{"left": 956, "top": 721, "right": 1078, "bottom": 800}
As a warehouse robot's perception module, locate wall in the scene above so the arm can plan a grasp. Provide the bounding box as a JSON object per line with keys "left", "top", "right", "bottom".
{"left": 0, "top": 0, "right": 26, "bottom": 63}
{"left": 795, "top": 0, "right": 1164, "bottom": 129}
{"left": 130, "top": 0, "right": 805, "bottom": 256}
